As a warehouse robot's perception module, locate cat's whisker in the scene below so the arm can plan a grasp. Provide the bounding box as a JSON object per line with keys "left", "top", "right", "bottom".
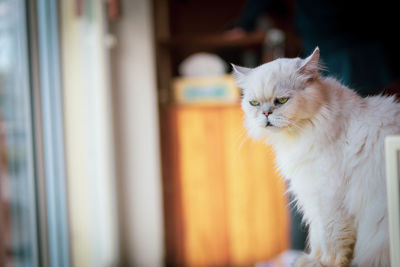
{"left": 284, "top": 119, "right": 304, "bottom": 131}
{"left": 232, "top": 127, "right": 247, "bottom": 148}
{"left": 288, "top": 122, "right": 304, "bottom": 132}
{"left": 227, "top": 127, "right": 251, "bottom": 162}
{"left": 230, "top": 126, "right": 251, "bottom": 156}
{"left": 237, "top": 132, "right": 250, "bottom": 153}
{"left": 274, "top": 117, "right": 304, "bottom": 132}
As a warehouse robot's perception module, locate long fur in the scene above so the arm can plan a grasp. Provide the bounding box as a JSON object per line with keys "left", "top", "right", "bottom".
{"left": 234, "top": 48, "right": 399, "bottom": 266}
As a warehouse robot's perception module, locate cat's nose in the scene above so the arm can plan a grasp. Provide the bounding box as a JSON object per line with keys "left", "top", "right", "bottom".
{"left": 264, "top": 111, "right": 271, "bottom": 117}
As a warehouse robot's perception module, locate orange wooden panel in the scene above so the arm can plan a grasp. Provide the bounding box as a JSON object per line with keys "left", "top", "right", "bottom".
{"left": 177, "top": 108, "right": 230, "bottom": 267}
{"left": 160, "top": 107, "right": 186, "bottom": 266}
{"left": 222, "top": 107, "right": 289, "bottom": 265}
{"left": 161, "top": 105, "right": 289, "bottom": 267}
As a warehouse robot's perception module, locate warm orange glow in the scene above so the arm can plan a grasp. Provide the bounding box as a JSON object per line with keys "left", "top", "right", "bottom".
{"left": 162, "top": 105, "right": 289, "bottom": 266}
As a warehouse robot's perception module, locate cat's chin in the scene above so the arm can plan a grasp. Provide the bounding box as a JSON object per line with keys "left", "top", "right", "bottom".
{"left": 262, "top": 123, "right": 287, "bottom": 131}
{"left": 265, "top": 125, "right": 283, "bottom": 132}
{"left": 245, "top": 119, "right": 288, "bottom": 140}
{"left": 246, "top": 125, "right": 283, "bottom": 140}
{"left": 264, "top": 125, "right": 292, "bottom": 138}
{"left": 246, "top": 127, "right": 269, "bottom": 140}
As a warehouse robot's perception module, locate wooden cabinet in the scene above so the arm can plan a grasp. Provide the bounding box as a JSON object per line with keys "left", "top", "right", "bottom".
{"left": 160, "top": 105, "right": 289, "bottom": 266}
{"left": 153, "top": 1, "right": 297, "bottom": 265}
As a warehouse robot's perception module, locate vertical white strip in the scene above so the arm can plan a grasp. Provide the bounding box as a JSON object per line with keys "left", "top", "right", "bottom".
{"left": 385, "top": 136, "right": 400, "bottom": 267}
{"left": 111, "top": 0, "right": 165, "bottom": 266}
{"left": 60, "top": 1, "right": 118, "bottom": 266}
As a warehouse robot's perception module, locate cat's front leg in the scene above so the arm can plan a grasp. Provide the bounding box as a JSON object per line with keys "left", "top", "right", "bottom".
{"left": 295, "top": 212, "right": 356, "bottom": 267}
{"left": 294, "top": 219, "right": 325, "bottom": 267}
{"left": 319, "top": 214, "right": 356, "bottom": 267}
{"left": 294, "top": 254, "right": 324, "bottom": 267}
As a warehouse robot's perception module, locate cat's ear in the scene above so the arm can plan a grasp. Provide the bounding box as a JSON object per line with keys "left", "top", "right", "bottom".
{"left": 299, "top": 47, "right": 320, "bottom": 77}
{"left": 231, "top": 64, "right": 252, "bottom": 80}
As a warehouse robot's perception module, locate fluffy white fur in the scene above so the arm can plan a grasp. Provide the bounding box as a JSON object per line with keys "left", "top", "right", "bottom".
{"left": 233, "top": 48, "right": 400, "bottom": 267}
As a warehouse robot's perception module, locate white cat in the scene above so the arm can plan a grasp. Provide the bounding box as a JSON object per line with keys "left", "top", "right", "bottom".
{"left": 233, "top": 48, "right": 400, "bottom": 266}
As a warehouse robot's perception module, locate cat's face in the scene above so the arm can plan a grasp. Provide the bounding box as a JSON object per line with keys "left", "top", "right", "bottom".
{"left": 233, "top": 48, "right": 325, "bottom": 139}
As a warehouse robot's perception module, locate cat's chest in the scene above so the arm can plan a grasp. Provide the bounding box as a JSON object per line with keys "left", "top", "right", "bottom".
{"left": 273, "top": 141, "right": 335, "bottom": 182}
{"left": 274, "top": 143, "right": 343, "bottom": 211}
{"left": 276, "top": 150, "right": 318, "bottom": 180}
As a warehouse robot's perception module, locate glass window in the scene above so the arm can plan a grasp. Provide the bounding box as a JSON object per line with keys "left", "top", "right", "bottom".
{"left": 0, "top": 0, "right": 39, "bottom": 266}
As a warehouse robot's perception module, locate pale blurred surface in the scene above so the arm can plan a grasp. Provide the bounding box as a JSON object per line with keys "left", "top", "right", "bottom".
{"left": 60, "top": 0, "right": 119, "bottom": 266}
{"left": 109, "top": 0, "right": 164, "bottom": 266}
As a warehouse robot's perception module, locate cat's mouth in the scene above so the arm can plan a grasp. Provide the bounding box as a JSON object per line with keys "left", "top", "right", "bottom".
{"left": 264, "top": 120, "right": 284, "bottom": 129}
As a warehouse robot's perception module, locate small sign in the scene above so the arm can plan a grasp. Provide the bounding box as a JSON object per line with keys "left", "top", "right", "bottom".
{"left": 172, "top": 75, "right": 240, "bottom": 105}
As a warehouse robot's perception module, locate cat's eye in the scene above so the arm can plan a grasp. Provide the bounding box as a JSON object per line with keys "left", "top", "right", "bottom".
{"left": 276, "top": 97, "right": 289, "bottom": 105}
{"left": 249, "top": 100, "right": 260, "bottom": 106}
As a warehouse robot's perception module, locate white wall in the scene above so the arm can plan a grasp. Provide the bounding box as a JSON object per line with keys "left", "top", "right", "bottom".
{"left": 110, "top": 0, "right": 165, "bottom": 266}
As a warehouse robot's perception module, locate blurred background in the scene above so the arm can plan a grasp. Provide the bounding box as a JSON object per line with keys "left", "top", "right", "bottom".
{"left": 1, "top": 0, "right": 399, "bottom": 267}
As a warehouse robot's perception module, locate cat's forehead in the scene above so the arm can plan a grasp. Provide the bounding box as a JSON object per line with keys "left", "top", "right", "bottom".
{"left": 243, "top": 58, "right": 300, "bottom": 99}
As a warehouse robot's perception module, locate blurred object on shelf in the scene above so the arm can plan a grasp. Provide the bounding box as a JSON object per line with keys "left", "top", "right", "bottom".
{"left": 172, "top": 74, "right": 240, "bottom": 105}
{"left": 263, "top": 28, "right": 285, "bottom": 62}
{"left": 178, "top": 52, "right": 227, "bottom": 77}
{"left": 242, "top": 49, "right": 259, "bottom": 68}
{"left": 106, "top": 0, "right": 120, "bottom": 21}
{"left": 173, "top": 53, "right": 240, "bottom": 105}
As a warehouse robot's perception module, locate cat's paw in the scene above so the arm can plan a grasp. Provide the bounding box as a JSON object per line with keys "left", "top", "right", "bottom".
{"left": 293, "top": 254, "right": 324, "bottom": 267}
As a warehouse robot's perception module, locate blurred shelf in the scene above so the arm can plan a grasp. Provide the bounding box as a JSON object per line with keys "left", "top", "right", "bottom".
{"left": 160, "top": 102, "right": 242, "bottom": 109}
{"left": 157, "top": 31, "right": 267, "bottom": 49}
